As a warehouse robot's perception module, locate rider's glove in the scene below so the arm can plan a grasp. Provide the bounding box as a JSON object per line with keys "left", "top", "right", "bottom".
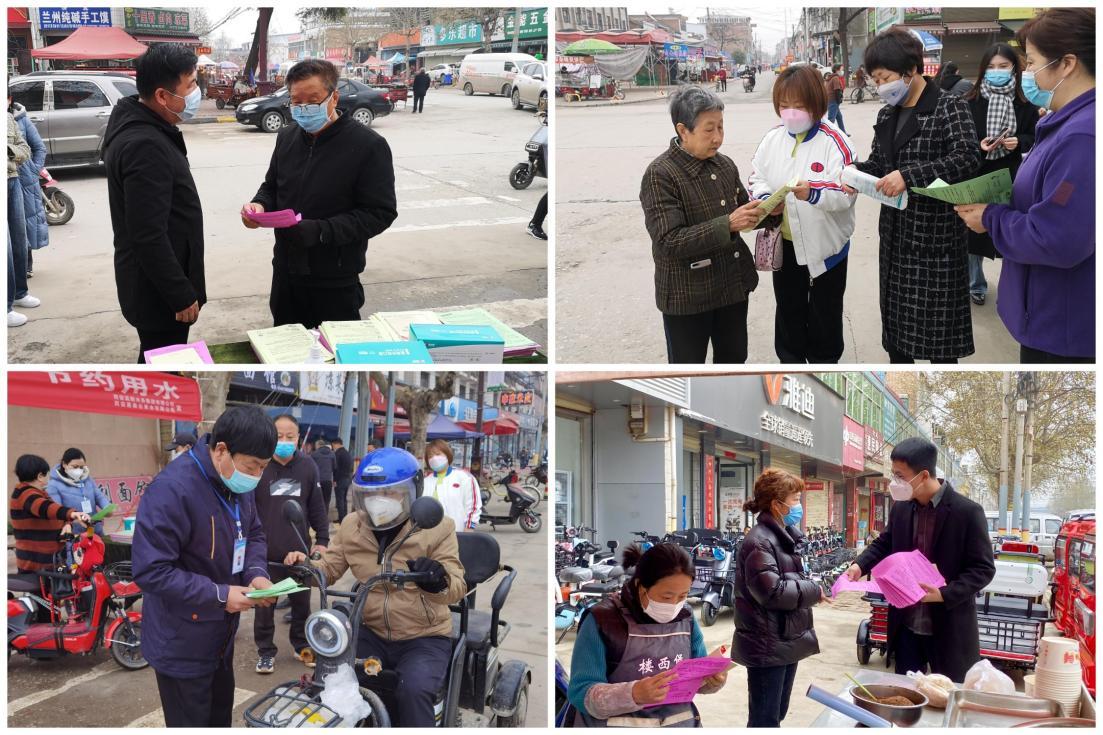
{"left": 406, "top": 557, "right": 448, "bottom": 593}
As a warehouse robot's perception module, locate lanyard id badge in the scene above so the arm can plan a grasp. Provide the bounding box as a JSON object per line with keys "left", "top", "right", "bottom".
{"left": 232, "top": 537, "right": 247, "bottom": 574}
{"left": 81, "top": 498, "right": 93, "bottom": 514}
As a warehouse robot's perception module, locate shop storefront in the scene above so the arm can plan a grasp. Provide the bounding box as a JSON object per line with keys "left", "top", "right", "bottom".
{"left": 491, "top": 8, "right": 549, "bottom": 57}
{"left": 842, "top": 415, "right": 866, "bottom": 546}
{"left": 121, "top": 7, "right": 201, "bottom": 48}
{"left": 7, "top": 8, "right": 34, "bottom": 75}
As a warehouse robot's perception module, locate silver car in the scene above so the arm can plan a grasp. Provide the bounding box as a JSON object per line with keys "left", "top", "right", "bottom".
{"left": 9, "top": 71, "right": 138, "bottom": 168}
{"left": 510, "top": 61, "right": 547, "bottom": 112}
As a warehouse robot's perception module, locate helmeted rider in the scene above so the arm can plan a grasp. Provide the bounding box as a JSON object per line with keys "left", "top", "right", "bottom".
{"left": 284, "top": 447, "right": 466, "bottom": 727}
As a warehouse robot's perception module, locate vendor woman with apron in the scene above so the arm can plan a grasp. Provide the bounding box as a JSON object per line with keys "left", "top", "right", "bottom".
{"left": 567, "top": 543, "right": 729, "bottom": 727}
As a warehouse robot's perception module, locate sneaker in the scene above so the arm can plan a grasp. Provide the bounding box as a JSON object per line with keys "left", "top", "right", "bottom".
{"left": 256, "top": 655, "right": 275, "bottom": 674}
{"left": 7, "top": 311, "right": 27, "bottom": 327}
{"left": 295, "top": 648, "right": 316, "bottom": 668}
{"left": 12, "top": 294, "right": 40, "bottom": 308}
{"left": 970, "top": 293, "right": 986, "bottom": 306}
{"left": 527, "top": 223, "right": 547, "bottom": 240}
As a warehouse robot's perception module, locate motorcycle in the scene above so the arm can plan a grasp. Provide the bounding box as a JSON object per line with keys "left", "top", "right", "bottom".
{"left": 742, "top": 75, "right": 755, "bottom": 92}
{"left": 40, "top": 168, "right": 74, "bottom": 226}
{"left": 245, "top": 497, "right": 530, "bottom": 727}
{"left": 509, "top": 111, "right": 547, "bottom": 190}
{"left": 8, "top": 528, "right": 145, "bottom": 669}
{"left": 523, "top": 462, "right": 547, "bottom": 494}
{"left": 479, "top": 469, "right": 542, "bottom": 533}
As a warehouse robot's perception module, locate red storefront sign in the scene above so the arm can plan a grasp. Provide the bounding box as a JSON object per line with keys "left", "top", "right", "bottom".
{"left": 804, "top": 481, "right": 826, "bottom": 492}
{"left": 842, "top": 416, "right": 865, "bottom": 470}
{"left": 95, "top": 475, "right": 154, "bottom": 519}
{"left": 704, "top": 454, "right": 716, "bottom": 528}
{"left": 9, "top": 371, "right": 202, "bottom": 421}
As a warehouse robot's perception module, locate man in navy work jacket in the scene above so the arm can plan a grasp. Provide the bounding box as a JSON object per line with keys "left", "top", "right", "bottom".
{"left": 133, "top": 405, "right": 279, "bottom": 727}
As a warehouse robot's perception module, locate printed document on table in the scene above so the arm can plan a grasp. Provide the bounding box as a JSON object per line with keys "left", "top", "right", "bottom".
{"left": 841, "top": 166, "right": 908, "bottom": 210}
{"left": 374, "top": 310, "right": 442, "bottom": 341}
{"left": 911, "top": 169, "right": 1013, "bottom": 205}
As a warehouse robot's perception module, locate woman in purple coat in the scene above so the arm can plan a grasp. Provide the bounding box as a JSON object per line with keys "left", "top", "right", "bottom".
{"left": 954, "top": 8, "right": 1095, "bottom": 362}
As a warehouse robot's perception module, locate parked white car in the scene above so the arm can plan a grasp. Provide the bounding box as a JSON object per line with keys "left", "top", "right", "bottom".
{"left": 510, "top": 61, "right": 547, "bottom": 112}
{"left": 427, "top": 63, "right": 458, "bottom": 82}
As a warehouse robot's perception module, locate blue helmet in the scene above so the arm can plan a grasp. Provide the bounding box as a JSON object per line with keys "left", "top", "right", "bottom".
{"left": 352, "top": 447, "right": 420, "bottom": 530}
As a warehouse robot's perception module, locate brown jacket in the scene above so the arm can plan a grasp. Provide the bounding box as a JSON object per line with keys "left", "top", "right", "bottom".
{"left": 641, "top": 138, "right": 758, "bottom": 315}
{"left": 313, "top": 513, "right": 467, "bottom": 641}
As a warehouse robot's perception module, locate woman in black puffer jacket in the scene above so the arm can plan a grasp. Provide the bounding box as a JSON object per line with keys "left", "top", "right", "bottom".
{"left": 731, "top": 468, "right": 829, "bottom": 727}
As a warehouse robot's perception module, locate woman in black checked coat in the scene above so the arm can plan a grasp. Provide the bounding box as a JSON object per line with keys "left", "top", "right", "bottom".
{"left": 852, "top": 29, "right": 982, "bottom": 363}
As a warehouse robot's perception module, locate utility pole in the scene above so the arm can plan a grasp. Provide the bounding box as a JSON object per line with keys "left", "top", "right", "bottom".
{"left": 1010, "top": 375, "right": 1028, "bottom": 535}
{"left": 803, "top": 8, "right": 810, "bottom": 62}
{"left": 353, "top": 372, "right": 372, "bottom": 459}
{"left": 471, "top": 371, "right": 487, "bottom": 477}
{"left": 383, "top": 371, "right": 396, "bottom": 447}
{"left": 338, "top": 373, "right": 355, "bottom": 447}
{"left": 997, "top": 372, "right": 1010, "bottom": 534}
{"left": 1019, "top": 373, "right": 1036, "bottom": 541}
{"left": 511, "top": 7, "right": 521, "bottom": 53}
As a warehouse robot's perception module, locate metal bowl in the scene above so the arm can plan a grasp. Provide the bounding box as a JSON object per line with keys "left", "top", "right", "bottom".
{"left": 849, "top": 684, "right": 929, "bottom": 728}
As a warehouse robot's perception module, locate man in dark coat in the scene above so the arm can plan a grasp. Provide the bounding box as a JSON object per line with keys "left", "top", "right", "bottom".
{"left": 242, "top": 59, "right": 398, "bottom": 328}
{"left": 311, "top": 438, "right": 337, "bottom": 514}
{"left": 331, "top": 437, "right": 353, "bottom": 521}
{"left": 845, "top": 437, "right": 996, "bottom": 682}
{"left": 103, "top": 44, "right": 205, "bottom": 362}
{"left": 132, "top": 406, "right": 278, "bottom": 727}
{"left": 253, "top": 414, "right": 329, "bottom": 674}
{"left": 411, "top": 67, "right": 430, "bottom": 113}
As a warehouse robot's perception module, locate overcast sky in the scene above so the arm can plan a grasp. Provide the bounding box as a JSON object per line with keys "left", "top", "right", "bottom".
{"left": 631, "top": 4, "right": 797, "bottom": 49}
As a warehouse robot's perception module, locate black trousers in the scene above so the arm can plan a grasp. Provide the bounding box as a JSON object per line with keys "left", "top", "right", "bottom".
{"left": 772, "top": 240, "right": 847, "bottom": 363}
{"left": 319, "top": 480, "right": 333, "bottom": 515}
{"left": 137, "top": 322, "right": 192, "bottom": 364}
{"left": 746, "top": 662, "right": 799, "bottom": 727}
{"left": 356, "top": 626, "right": 452, "bottom": 727}
{"left": 532, "top": 193, "right": 547, "bottom": 228}
{"left": 334, "top": 477, "right": 352, "bottom": 522}
{"left": 662, "top": 300, "right": 749, "bottom": 364}
{"left": 270, "top": 271, "right": 365, "bottom": 329}
{"left": 155, "top": 658, "right": 235, "bottom": 727}
{"left": 893, "top": 626, "right": 938, "bottom": 676}
{"left": 413, "top": 93, "right": 425, "bottom": 112}
{"left": 254, "top": 566, "right": 311, "bottom": 657}
{"left": 888, "top": 347, "right": 959, "bottom": 365}
{"left": 1020, "top": 345, "right": 1094, "bottom": 364}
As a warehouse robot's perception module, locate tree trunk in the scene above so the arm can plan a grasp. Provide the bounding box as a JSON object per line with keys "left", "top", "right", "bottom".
{"left": 195, "top": 372, "right": 231, "bottom": 436}
{"left": 245, "top": 8, "right": 272, "bottom": 84}
{"left": 370, "top": 372, "right": 456, "bottom": 462}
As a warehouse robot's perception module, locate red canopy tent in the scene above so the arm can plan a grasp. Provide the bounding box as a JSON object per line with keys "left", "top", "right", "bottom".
{"left": 31, "top": 26, "right": 149, "bottom": 60}
{"left": 9, "top": 371, "right": 202, "bottom": 421}
{"left": 555, "top": 29, "right": 673, "bottom": 46}
{"left": 457, "top": 413, "right": 520, "bottom": 436}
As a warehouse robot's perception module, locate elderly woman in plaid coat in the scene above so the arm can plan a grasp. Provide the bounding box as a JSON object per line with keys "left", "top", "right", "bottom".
{"left": 852, "top": 29, "right": 982, "bottom": 363}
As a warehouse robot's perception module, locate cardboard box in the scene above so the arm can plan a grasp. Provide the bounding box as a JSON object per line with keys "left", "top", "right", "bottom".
{"left": 409, "top": 324, "right": 505, "bottom": 364}
{"left": 335, "top": 341, "right": 434, "bottom": 364}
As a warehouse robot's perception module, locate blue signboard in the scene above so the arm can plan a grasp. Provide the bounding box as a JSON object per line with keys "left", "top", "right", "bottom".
{"left": 38, "top": 7, "right": 112, "bottom": 30}
{"left": 883, "top": 394, "right": 897, "bottom": 440}
{"left": 438, "top": 396, "right": 498, "bottom": 423}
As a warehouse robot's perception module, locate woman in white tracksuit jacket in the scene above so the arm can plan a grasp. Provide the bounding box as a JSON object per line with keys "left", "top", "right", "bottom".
{"left": 422, "top": 439, "right": 481, "bottom": 531}
{"left": 749, "top": 64, "right": 857, "bottom": 363}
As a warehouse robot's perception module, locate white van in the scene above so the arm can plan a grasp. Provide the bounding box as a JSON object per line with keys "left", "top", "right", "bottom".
{"left": 459, "top": 52, "right": 538, "bottom": 97}
{"left": 985, "top": 511, "right": 1065, "bottom": 561}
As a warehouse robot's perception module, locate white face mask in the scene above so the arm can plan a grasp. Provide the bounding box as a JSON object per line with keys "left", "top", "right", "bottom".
{"left": 642, "top": 591, "right": 685, "bottom": 623}
{"left": 428, "top": 455, "right": 449, "bottom": 472}
{"left": 362, "top": 496, "right": 404, "bottom": 527}
{"left": 66, "top": 467, "right": 86, "bottom": 481}
{"left": 888, "top": 473, "right": 921, "bottom": 502}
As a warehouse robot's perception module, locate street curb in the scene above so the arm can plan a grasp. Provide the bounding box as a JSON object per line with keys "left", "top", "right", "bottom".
{"left": 181, "top": 115, "right": 238, "bottom": 125}
{"left": 562, "top": 93, "right": 671, "bottom": 109}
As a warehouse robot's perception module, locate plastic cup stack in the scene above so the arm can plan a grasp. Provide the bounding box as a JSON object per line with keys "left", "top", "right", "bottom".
{"left": 1033, "top": 637, "right": 1082, "bottom": 717}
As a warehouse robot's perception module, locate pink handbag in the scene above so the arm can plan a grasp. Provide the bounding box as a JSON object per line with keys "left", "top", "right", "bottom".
{"left": 754, "top": 226, "right": 783, "bottom": 271}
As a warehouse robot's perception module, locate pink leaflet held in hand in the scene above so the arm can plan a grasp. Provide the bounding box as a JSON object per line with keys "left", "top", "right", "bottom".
{"left": 871, "top": 550, "right": 947, "bottom": 608}
{"left": 830, "top": 576, "right": 882, "bottom": 598}
{"left": 643, "top": 655, "right": 733, "bottom": 708}
{"left": 244, "top": 208, "right": 303, "bottom": 228}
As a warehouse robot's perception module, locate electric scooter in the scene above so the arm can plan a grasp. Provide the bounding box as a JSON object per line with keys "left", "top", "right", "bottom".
{"left": 509, "top": 111, "right": 547, "bottom": 190}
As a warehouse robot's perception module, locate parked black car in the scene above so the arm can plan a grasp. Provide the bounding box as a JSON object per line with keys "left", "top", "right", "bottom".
{"left": 235, "top": 79, "right": 392, "bottom": 133}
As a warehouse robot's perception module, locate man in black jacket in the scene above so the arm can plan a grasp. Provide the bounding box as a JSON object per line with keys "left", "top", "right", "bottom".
{"left": 104, "top": 44, "right": 205, "bottom": 362}
{"left": 242, "top": 59, "right": 398, "bottom": 328}
{"left": 331, "top": 437, "right": 353, "bottom": 522}
{"left": 845, "top": 437, "right": 995, "bottom": 682}
{"left": 411, "top": 67, "right": 430, "bottom": 113}
{"left": 253, "top": 414, "right": 330, "bottom": 674}
{"left": 311, "top": 438, "right": 337, "bottom": 516}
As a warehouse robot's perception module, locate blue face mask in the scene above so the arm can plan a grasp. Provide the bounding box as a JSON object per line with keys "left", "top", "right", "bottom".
{"left": 1021, "top": 58, "right": 1064, "bottom": 109}
{"left": 984, "top": 69, "right": 1013, "bottom": 87}
{"left": 290, "top": 92, "right": 333, "bottom": 133}
{"left": 166, "top": 85, "right": 202, "bottom": 122}
{"left": 784, "top": 503, "right": 803, "bottom": 527}
{"left": 274, "top": 442, "right": 296, "bottom": 460}
{"left": 220, "top": 453, "right": 261, "bottom": 494}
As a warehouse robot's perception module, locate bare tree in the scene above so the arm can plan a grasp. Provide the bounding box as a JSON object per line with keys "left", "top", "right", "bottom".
{"left": 837, "top": 7, "right": 866, "bottom": 81}
{"left": 370, "top": 372, "right": 457, "bottom": 461}
{"left": 386, "top": 7, "right": 425, "bottom": 73}
{"left": 192, "top": 372, "right": 232, "bottom": 436}
{"left": 434, "top": 7, "right": 501, "bottom": 52}
{"left": 244, "top": 7, "right": 273, "bottom": 81}
{"left": 706, "top": 21, "right": 737, "bottom": 55}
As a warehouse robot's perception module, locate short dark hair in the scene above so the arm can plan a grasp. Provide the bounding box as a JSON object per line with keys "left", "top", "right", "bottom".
{"left": 1017, "top": 7, "right": 1095, "bottom": 78}
{"left": 773, "top": 64, "right": 829, "bottom": 120}
{"left": 864, "top": 28, "right": 924, "bottom": 77}
{"left": 286, "top": 59, "right": 339, "bottom": 94}
{"left": 274, "top": 413, "right": 299, "bottom": 428}
{"left": 331, "top": 437, "right": 343, "bottom": 445}
{"left": 135, "top": 43, "right": 197, "bottom": 99}
{"left": 623, "top": 543, "right": 695, "bottom": 588}
{"left": 210, "top": 406, "right": 278, "bottom": 460}
{"left": 61, "top": 448, "right": 85, "bottom": 466}
{"left": 891, "top": 437, "right": 938, "bottom": 477}
{"left": 15, "top": 454, "right": 50, "bottom": 483}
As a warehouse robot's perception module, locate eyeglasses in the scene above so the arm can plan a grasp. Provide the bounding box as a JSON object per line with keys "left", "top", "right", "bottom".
{"left": 289, "top": 91, "right": 333, "bottom": 116}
